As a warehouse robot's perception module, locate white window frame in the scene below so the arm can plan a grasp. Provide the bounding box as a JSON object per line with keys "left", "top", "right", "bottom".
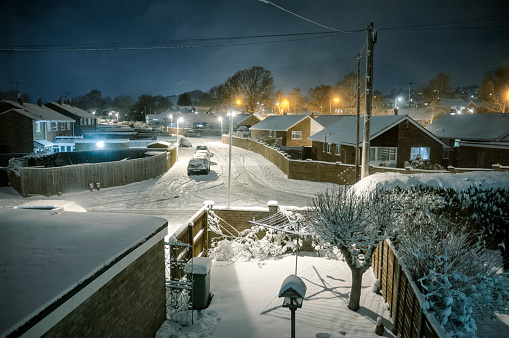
{"left": 269, "top": 130, "right": 276, "bottom": 137}
{"left": 46, "top": 122, "right": 51, "bottom": 132}
{"left": 326, "top": 143, "right": 332, "bottom": 154}
{"left": 53, "top": 122, "right": 58, "bottom": 131}
{"left": 369, "top": 147, "right": 397, "bottom": 165}
{"left": 36, "top": 121, "right": 41, "bottom": 132}
{"left": 335, "top": 144, "right": 341, "bottom": 156}
{"left": 291, "top": 131, "right": 302, "bottom": 140}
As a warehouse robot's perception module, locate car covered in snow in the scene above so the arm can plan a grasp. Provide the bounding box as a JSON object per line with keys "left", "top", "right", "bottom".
{"left": 187, "top": 158, "right": 209, "bottom": 175}
{"left": 195, "top": 145, "right": 210, "bottom": 156}
{"left": 194, "top": 150, "right": 211, "bottom": 164}
{"left": 13, "top": 200, "right": 87, "bottom": 212}
{"left": 179, "top": 137, "right": 192, "bottom": 147}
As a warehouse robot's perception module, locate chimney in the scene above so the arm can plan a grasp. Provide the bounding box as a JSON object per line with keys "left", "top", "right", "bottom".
{"left": 69, "top": 99, "right": 73, "bottom": 106}
{"left": 17, "top": 93, "right": 23, "bottom": 106}
{"left": 58, "top": 95, "right": 62, "bottom": 105}
{"left": 37, "top": 96, "right": 42, "bottom": 107}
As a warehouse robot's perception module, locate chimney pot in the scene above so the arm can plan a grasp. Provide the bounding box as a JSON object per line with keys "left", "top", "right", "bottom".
{"left": 17, "top": 93, "right": 23, "bottom": 106}
{"left": 58, "top": 96, "right": 62, "bottom": 105}
{"left": 37, "top": 96, "right": 42, "bottom": 107}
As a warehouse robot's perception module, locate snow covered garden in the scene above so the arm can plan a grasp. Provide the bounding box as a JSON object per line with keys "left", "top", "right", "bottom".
{"left": 160, "top": 171, "right": 509, "bottom": 337}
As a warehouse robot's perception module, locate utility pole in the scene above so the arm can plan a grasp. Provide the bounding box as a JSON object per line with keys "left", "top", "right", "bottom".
{"left": 361, "top": 22, "right": 376, "bottom": 180}
{"left": 355, "top": 53, "right": 361, "bottom": 182}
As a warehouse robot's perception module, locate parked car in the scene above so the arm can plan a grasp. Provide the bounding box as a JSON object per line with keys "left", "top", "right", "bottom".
{"left": 179, "top": 137, "right": 192, "bottom": 147}
{"left": 193, "top": 150, "right": 211, "bottom": 170}
{"left": 187, "top": 158, "right": 209, "bottom": 175}
{"left": 184, "top": 130, "right": 201, "bottom": 137}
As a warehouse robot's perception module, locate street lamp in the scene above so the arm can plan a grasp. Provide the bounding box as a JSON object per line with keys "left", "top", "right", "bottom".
{"left": 227, "top": 108, "right": 236, "bottom": 207}
{"left": 394, "top": 97, "right": 402, "bottom": 115}
{"left": 282, "top": 99, "right": 289, "bottom": 114}
{"left": 279, "top": 275, "right": 307, "bottom": 338}
{"left": 219, "top": 117, "right": 223, "bottom": 136}
{"left": 108, "top": 112, "right": 112, "bottom": 124}
{"left": 176, "top": 117, "right": 183, "bottom": 160}
{"left": 115, "top": 112, "right": 119, "bottom": 123}
{"left": 330, "top": 97, "right": 339, "bottom": 114}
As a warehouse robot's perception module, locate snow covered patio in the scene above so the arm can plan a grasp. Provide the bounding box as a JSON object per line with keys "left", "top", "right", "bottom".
{"left": 158, "top": 254, "right": 395, "bottom": 337}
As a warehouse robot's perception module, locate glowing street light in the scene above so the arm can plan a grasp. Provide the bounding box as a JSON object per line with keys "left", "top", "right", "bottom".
{"left": 330, "top": 97, "right": 339, "bottom": 114}
{"left": 394, "top": 97, "right": 403, "bottom": 115}
{"left": 227, "top": 107, "right": 236, "bottom": 208}
{"left": 115, "top": 112, "right": 119, "bottom": 123}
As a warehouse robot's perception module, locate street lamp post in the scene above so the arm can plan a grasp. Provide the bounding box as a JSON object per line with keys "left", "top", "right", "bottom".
{"left": 176, "top": 117, "right": 183, "bottom": 160}
{"left": 219, "top": 117, "right": 223, "bottom": 136}
{"left": 330, "top": 97, "right": 339, "bottom": 114}
{"left": 115, "top": 112, "right": 118, "bottom": 123}
{"left": 108, "top": 112, "right": 112, "bottom": 124}
{"left": 227, "top": 108, "right": 235, "bottom": 208}
{"left": 394, "top": 97, "right": 402, "bottom": 115}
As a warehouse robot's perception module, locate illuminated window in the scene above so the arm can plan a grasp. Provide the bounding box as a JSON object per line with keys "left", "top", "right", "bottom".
{"left": 410, "top": 147, "right": 430, "bottom": 160}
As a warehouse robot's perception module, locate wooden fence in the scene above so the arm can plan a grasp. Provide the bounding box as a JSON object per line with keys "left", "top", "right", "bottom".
{"left": 17, "top": 149, "right": 175, "bottom": 196}
{"left": 173, "top": 204, "right": 210, "bottom": 258}
{"left": 372, "top": 240, "right": 446, "bottom": 338}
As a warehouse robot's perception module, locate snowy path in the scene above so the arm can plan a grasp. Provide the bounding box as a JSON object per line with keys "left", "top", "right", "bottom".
{"left": 0, "top": 137, "right": 332, "bottom": 233}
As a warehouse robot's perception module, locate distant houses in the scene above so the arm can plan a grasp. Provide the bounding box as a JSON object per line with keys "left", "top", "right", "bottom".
{"left": 426, "top": 113, "right": 509, "bottom": 168}
{"left": 250, "top": 115, "right": 323, "bottom": 147}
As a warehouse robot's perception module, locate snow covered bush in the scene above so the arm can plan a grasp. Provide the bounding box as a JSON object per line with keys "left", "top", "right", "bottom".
{"left": 384, "top": 187, "right": 509, "bottom": 337}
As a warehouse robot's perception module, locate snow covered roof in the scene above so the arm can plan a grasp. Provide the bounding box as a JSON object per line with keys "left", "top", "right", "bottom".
{"left": 0, "top": 209, "right": 167, "bottom": 337}
{"left": 250, "top": 115, "right": 310, "bottom": 131}
{"left": 0, "top": 100, "right": 75, "bottom": 122}
{"left": 425, "top": 113, "right": 509, "bottom": 141}
{"left": 45, "top": 102, "right": 96, "bottom": 119}
{"left": 309, "top": 115, "right": 445, "bottom": 147}
{"left": 313, "top": 115, "right": 347, "bottom": 127}
{"left": 34, "top": 139, "right": 54, "bottom": 148}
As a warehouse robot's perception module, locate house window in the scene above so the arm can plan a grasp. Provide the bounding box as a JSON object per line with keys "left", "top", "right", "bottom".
{"left": 410, "top": 147, "right": 430, "bottom": 160}
{"left": 61, "top": 146, "right": 66, "bottom": 152}
{"left": 67, "top": 146, "right": 72, "bottom": 152}
{"left": 88, "top": 118, "right": 92, "bottom": 125}
{"left": 46, "top": 122, "right": 51, "bottom": 131}
{"left": 454, "top": 139, "right": 460, "bottom": 147}
{"left": 269, "top": 130, "right": 276, "bottom": 137}
{"left": 335, "top": 144, "right": 341, "bottom": 156}
{"left": 369, "top": 147, "right": 397, "bottom": 162}
{"left": 53, "top": 122, "right": 58, "bottom": 131}
{"left": 67, "top": 122, "right": 71, "bottom": 130}
{"left": 326, "top": 143, "right": 332, "bottom": 154}
{"left": 291, "top": 131, "right": 302, "bottom": 139}
{"left": 36, "top": 122, "right": 41, "bottom": 132}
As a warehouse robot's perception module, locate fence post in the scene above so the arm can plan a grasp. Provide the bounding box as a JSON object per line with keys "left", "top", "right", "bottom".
{"left": 417, "top": 308, "right": 424, "bottom": 338}
{"left": 187, "top": 221, "right": 194, "bottom": 256}
{"left": 392, "top": 264, "right": 402, "bottom": 335}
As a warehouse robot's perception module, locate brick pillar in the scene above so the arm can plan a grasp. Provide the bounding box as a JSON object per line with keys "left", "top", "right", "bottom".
{"left": 268, "top": 200, "right": 279, "bottom": 214}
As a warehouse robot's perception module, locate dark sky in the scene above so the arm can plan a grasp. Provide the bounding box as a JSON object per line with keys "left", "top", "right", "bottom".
{"left": 1, "top": 0, "right": 508, "bottom": 102}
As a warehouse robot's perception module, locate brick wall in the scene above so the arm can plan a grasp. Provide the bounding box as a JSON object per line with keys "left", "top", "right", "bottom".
{"left": 43, "top": 240, "right": 166, "bottom": 337}
{"left": 397, "top": 121, "right": 443, "bottom": 167}
{"left": 458, "top": 145, "right": 509, "bottom": 168}
{"left": 0, "top": 111, "right": 34, "bottom": 153}
{"left": 286, "top": 118, "right": 312, "bottom": 146}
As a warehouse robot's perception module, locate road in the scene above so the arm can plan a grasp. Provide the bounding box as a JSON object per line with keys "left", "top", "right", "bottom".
{"left": 0, "top": 136, "right": 332, "bottom": 232}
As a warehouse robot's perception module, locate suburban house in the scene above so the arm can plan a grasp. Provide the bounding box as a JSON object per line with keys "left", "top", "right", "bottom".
{"left": 0, "top": 208, "right": 167, "bottom": 337}
{"left": 45, "top": 97, "right": 97, "bottom": 136}
{"left": 0, "top": 97, "right": 75, "bottom": 154}
{"left": 426, "top": 113, "right": 509, "bottom": 168}
{"left": 233, "top": 113, "right": 260, "bottom": 130}
{"left": 309, "top": 115, "right": 447, "bottom": 168}
{"left": 250, "top": 115, "right": 324, "bottom": 146}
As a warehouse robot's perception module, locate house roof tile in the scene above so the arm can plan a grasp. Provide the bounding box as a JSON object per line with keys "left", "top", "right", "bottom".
{"left": 250, "top": 115, "right": 309, "bottom": 131}
{"left": 425, "top": 113, "right": 509, "bottom": 141}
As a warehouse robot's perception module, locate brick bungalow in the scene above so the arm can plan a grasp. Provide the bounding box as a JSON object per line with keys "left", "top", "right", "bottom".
{"left": 45, "top": 97, "right": 97, "bottom": 136}
{"left": 234, "top": 113, "right": 260, "bottom": 129}
{"left": 0, "top": 97, "right": 75, "bottom": 154}
{"left": 250, "top": 115, "right": 323, "bottom": 147}
{"left": 426, "top": 113, "right": 509, "bottom": 168}
{"left": 309, "top": 115, "right": 447, "bottom": 168}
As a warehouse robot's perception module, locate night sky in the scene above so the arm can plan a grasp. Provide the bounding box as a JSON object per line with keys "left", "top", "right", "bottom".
{"left": 1, "top": 0, "right": 508, "bottom": 102}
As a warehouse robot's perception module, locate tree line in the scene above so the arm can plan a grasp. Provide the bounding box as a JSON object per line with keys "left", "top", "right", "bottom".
{"left": 2, "top": 62, "right": 507, "bottom": 121}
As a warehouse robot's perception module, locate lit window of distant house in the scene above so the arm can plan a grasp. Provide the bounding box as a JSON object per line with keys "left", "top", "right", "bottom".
{"left": 36, "top": 122, "right": 41, "bottom": 132}
{"left": 410, "top": 147, "right": 430, "bottom": 160}
{"left": 53, "top": 122, "right": 58, "bottom": 131}
{"left": 370, "top": 147, "right": 397, "bottom": 162}
{"left": 454, "top": 139, "right": 460, "bottom": 147}
{"left": 88, "top": 118, "right": 92, "bottom": 125}
{"left": 335, "top": 144, "right": 341, "bottom": 156}
{"left": 291, "top": 131, "right": 302, "bottom": 139}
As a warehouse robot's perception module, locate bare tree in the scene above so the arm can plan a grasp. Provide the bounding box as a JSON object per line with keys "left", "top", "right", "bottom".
{"left": 304, "top": 186, "right": 393, "bottom": 311}
{"left": 422, "top": 73, "right": 450, "bottom": 123}
{"left": 479, "top": 62, "right": 509, "bottom": 113}
{"left": 307, "top": 85, "right": 332, "bottom": 114}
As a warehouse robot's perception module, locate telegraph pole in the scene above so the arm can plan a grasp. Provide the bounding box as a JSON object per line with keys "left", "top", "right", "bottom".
{"left": 408, "top": 82, "right": 412, "bottom": 115}
{"left": 355, "top": 53, "right": 361, "bottom": 182}
{"left": 361, "top": 22, "right": 376, "bottom": 179}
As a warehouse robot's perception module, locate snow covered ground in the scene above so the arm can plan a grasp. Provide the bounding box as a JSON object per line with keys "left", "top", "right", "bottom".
{"left": 156, "top": 254, "right": 396, "bottom": 338}
{"left": 0, "top": 136, "right": 333, "bottom": 234}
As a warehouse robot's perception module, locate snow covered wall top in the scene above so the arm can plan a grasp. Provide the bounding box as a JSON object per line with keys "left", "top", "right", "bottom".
{"left": 350, "top": 171, "right": 509, "bottom": 195}
{"left": 0, "top": 209, "right": 167, "bottom": 337}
